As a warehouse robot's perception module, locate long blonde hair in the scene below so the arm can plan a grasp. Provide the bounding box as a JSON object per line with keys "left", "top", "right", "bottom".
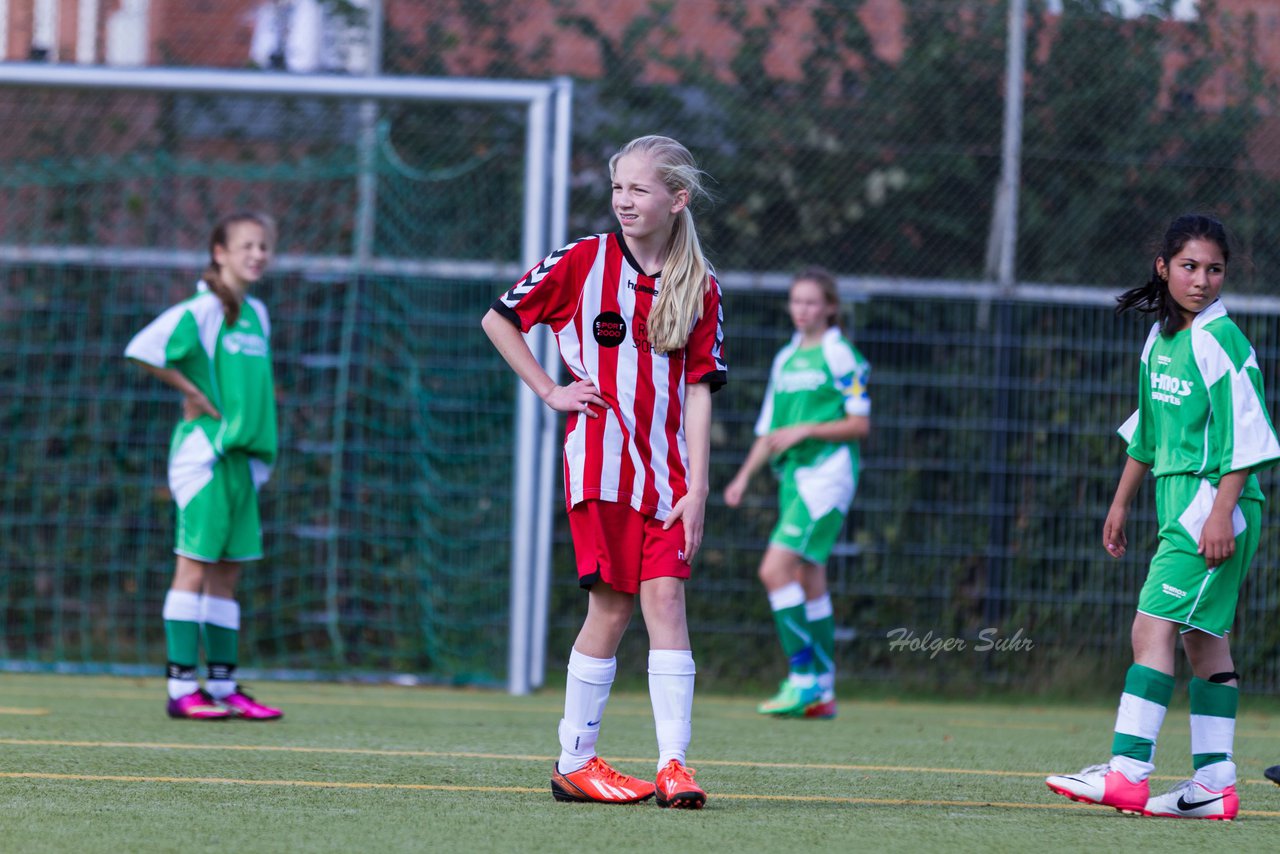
{"left": 203, "top": 211, "right": 275, "bottom": 325}
{"left": 609, "top": 135, "right": 712, "bottom": 354}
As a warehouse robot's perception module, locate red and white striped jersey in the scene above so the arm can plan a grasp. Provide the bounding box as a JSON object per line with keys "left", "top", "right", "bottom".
{"left": 493, "top": 232, "right": 727, "bottom": 521}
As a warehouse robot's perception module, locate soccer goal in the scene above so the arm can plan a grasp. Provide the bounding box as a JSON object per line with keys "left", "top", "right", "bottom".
{"left": 0, "top": 63, "right": 569, "bottom": 695}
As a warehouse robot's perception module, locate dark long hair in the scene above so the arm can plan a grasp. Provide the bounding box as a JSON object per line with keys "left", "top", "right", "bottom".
{"left": 203, "top": 211, "right": 275, "bottom": 325}
{"left": 1115, "top": 213, "right": 1230, "bottom": 336}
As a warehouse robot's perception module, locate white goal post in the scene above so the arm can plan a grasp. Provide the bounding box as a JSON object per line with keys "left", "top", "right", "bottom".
{"left": 0, "top": 63, "right": 572, "bottom": 696}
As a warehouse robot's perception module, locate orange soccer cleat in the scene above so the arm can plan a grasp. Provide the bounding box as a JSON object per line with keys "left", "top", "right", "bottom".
{"left": 550, "top": 756, "right": 656, "bottom": 805}
{"left": 655, "top": 759, "right": 707, "bottom": 810}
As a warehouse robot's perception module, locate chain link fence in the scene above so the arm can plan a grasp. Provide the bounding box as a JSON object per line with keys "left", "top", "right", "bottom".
{"left": 4, "top": 0, "right": 1280, "bottom": 693}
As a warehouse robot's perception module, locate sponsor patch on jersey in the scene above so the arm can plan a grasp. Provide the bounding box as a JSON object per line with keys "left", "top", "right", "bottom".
{"left": 222, "top": 331, "right": 269, "bottom": 357}
{"left": 776, "top": 368, "right": 827, "bottom": 394}
{"left": 1162, "top": 582, "right": 1187, "bottom": 599}
{"left": 593, "top": 311, "right": 627, "bottom": 348}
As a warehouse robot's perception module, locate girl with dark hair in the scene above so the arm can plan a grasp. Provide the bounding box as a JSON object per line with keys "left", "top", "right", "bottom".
{"left": 1047, "top": 213, "right": 1280, "bottom": 819}
{"left": 125, "top": 212, "right": 284, "bottom": 721}
{"left": 723, "top": 267, "right": 870, "bottom": 720}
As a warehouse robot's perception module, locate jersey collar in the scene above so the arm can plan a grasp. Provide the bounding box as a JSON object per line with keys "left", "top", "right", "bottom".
{"left": 613, "top": 231, "right": 661, "bottom": 279}
{"left": 1191, "top": 298, "right": 1227, "bottom": 330}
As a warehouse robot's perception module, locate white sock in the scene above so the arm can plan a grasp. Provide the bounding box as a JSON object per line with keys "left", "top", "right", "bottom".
{"left": 1110, "top": 755, "right": 1155, "bottom": 785}
{"left": 1194, "top": 759, "right": 1237, "bottom": 792}
{"left": 558, "top": 649, "right": 616, "bottom": 773}
{"left": 648, "top": 648, "right": 696, "bottom": 771}
{"left": 766, "top": 582, "right": 806, "bottom": 612}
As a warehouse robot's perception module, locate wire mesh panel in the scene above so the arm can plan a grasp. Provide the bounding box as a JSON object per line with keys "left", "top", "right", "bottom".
{"left": 6, "top": 0, "right": 1280, "bottom": 696}
{"left": 0, "top": 78, "right": 557, "bottom": 685}
{"left": 543, "top": 290, "right": 1280, "bottom": 692}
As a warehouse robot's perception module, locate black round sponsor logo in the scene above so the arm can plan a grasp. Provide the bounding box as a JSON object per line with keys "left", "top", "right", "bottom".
{"left": 593, "top": 311, "right": 627, "bottom": 348}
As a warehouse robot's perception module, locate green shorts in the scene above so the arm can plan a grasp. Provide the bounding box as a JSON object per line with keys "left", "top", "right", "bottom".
{"left": 769, "top": 446, "right": 857, "bottom": 565}
{"left": 168, "top": 421, "right": 268, "bottom": 563}
{"left": 1137, "top": 474, "right": 1260, "bottom": 637}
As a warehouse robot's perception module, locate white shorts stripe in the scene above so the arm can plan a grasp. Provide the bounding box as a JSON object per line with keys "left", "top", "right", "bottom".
{"left": 169, "top": 429, "right": 217, "bottom": 510}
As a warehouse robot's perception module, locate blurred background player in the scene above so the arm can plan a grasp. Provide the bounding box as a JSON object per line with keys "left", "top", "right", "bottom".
{"left": 723, "top": 267, "right": 870, "bottom": 719}
{"left": 1046, "top": 213, "right": 1280, "bottom": 820}
{"left": 482, "top": 135, "right": 726, "bottom": 808}
{"left": 125, "top": 211, "right": 284, "bottom": 722}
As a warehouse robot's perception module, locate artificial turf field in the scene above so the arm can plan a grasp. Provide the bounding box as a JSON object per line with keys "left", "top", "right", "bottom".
{"left": 2, "top": 674, "right": 1279, "bottom": 852}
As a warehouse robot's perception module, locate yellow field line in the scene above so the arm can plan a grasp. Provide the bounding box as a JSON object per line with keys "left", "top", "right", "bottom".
{"left": 0, "top": 771, "right": 537, "bottom": 794}
{"left": 4, "top": 738, "right": 1278, "bottom": 788}
{"left": 0, "top": 738, "right": 1051, "bottom": 773}
{"left": 2, "top": 771, "right": 1277, "bottom": 816}
{"left": 0, "top": 684, "right": 1094, "bottom": 717}
{"left": 0, "top": 707, "right": 49, "bottom": 716}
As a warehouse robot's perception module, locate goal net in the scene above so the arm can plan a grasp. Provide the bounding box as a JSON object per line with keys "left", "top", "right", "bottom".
{"left": 0, "top": 66, "right": 569, "bottom": 689}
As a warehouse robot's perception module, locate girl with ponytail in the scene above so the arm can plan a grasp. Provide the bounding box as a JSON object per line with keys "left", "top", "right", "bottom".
{"left": 482, "top": 135, "right": 726, "bottom": 809}
{"left": 1048, "top": 213, "right": 1280, "bottom": 819}
{"left": 125, "top": 211, "right": 284, "bottom": 722}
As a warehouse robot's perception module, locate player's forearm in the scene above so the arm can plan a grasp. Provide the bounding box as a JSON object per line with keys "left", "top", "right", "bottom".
{"left": 1111, "top": 456, "right": 1150, "bottom": 509}
{"left": 134, "top": 361, "right": 202, "bottom": 400}
{"left": 1209, "top": 469, "right": 1249, "bottom": 518}
{"left": 683, "top": 383, "right": 712, "bottom": 496}
{"left": 801, "top": 414, "right": 870, "bottom": 444}
{"left": 481, "top": 309, "right": 556, "bottom": 402}
{"left": 733, "top": 436, "right": 773, "bottom": 483}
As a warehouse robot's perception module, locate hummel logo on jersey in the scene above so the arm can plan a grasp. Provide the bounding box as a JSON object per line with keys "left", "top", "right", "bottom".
{"left": 677, "top": 550, "right": 686, "bottom": 562}
{"left": 627, "top": 279, "right": 659, "bottom": 296}
{"left": 1177, "top": 791, "right": 1226, "bottom": 811}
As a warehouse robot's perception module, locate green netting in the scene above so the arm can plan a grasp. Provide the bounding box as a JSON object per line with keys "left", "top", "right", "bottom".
{"left": 0, "top": 264, "right": 515, "bottom": 684}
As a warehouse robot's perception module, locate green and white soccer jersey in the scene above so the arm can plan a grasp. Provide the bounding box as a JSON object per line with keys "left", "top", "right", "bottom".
{"left": 755, "top": 327, "right": 871, "bottom": 564}
{"left": 1117, "top": 300, "right": 1280, "bottom": 635}
{"left": 126, "top": 282, "right": 278, "bottom": 562}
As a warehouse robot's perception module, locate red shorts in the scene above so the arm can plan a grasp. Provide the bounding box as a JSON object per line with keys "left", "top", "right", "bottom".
{"left": 568, "top": 500, "right": 691, "bottom": 594}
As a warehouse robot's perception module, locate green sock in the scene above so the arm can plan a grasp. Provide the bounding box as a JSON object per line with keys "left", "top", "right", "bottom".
{"left": 162, "top": 590, "right": 200, "bottom": 670}
{"left": 203, "top": 623, "right": 239, "bottom": 666}
{"left": 1190, "top": 677, "right": 1237, "bottom": 770}
{"left": 1111, "top": 663, "right": 1174, "bottom": 763}
{"left": 165, "top": 620, "right": 200, "bottom": 669}
{"left": 201, "top": 595, "right": 241, "bottom": 699}
{"left": 806, "top": 595, "right": 835, "bottom": 691}
{"left": 768, "top": 583, "right": 814, "bottom": 680}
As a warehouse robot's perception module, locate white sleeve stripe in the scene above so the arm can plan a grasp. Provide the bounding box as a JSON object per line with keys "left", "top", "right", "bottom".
{"left": 821, "top": 330, "right": 857, "bottom": 378}
{"left": 124, "top": 302, "right": 190, "bottom": 367}
{"left": 1117, "top": 410, "right": 1140, "bottom": 443}
{"left": 1229, "top": 366, "right": 1280, "bottom": 471}
{"left": 246, "top": 296, "right": 271, "bottom": 339}
{"left": 754, "top": 342, "right": 795, "bottom": 436}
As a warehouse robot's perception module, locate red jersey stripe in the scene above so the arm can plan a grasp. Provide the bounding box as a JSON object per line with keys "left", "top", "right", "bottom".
{"left": 493, "top": 232, "right": 726, "bottom": 522}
